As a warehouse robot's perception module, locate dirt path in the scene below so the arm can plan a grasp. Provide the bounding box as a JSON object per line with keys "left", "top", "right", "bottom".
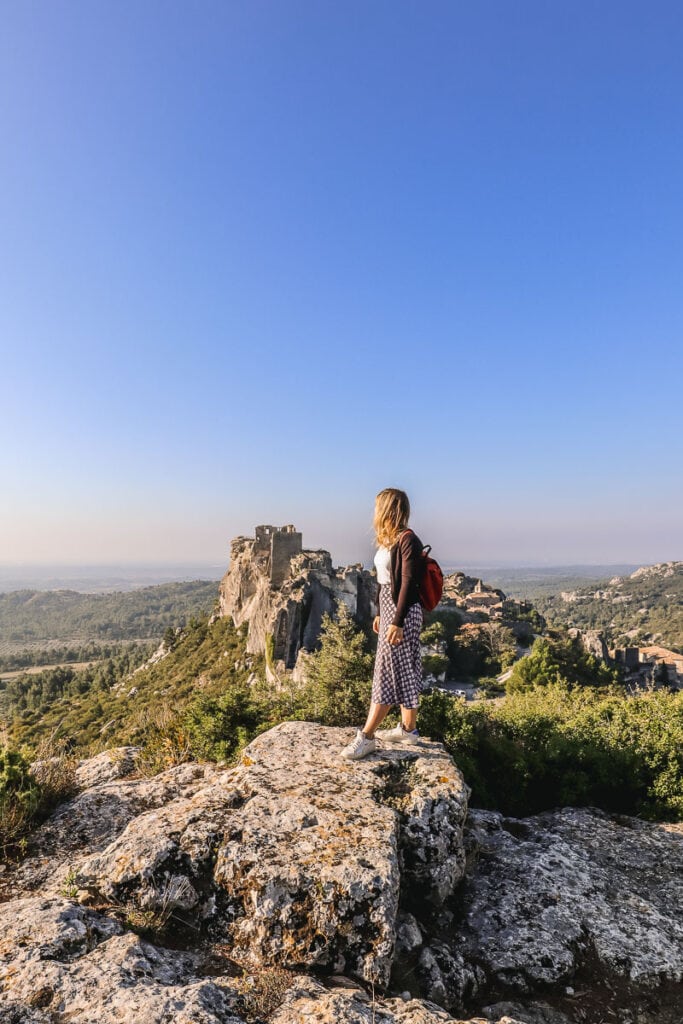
{"left": 0, "top": 660, "right": 100, "bottom": 681}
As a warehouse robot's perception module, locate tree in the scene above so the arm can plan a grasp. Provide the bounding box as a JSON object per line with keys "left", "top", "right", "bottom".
{"left": 301, "top": 603, "right": 373, "bottom": 726}
{"left": 507, "top": 635, "right": 620, "bottom": 693}
{"left": 477, "top": 621, "right": 517, "bottom": 666}
{"left": 421, "top": 621, "right": 446, "bottom": 647}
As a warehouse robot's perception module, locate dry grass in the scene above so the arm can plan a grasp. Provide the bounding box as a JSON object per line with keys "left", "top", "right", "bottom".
{"left": 30, "top": 730, "right": 79, "bottom": 806}
{"left": 0, "top": 800, "right": 33, "bottom": 862}
{"left": 133, "top": 704, "right": 194, "bottom": 777}
{"left": 93, "top": 875, "right": 200, "bottom": 942}
{"left": 233, "top": 965, "right": 294, "bottom": 1021}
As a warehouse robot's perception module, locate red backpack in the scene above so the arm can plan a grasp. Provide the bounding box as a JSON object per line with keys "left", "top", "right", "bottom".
{"left": 400, "top": 529, "right": 444, "bottom": 611}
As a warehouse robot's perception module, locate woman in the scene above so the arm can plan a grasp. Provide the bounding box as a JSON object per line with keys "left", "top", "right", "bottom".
{"left": 341, "top": 487, "right": 426, "bottom": 760}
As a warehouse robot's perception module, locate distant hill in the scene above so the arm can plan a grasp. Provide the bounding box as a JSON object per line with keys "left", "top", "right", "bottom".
{"left": 536, "top": 562, "right": 683, "bottom": 652}
{"left": 452, "top": 565, "right": 640, "bottom": 601}
{"left": 0, "top": 564, "right": 224, "bottom": 594}
{"left": 0, "top": 581, "right": 219, "bottom": 657}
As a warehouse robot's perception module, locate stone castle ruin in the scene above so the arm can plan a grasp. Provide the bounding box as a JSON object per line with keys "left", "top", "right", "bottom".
{"left": 253, "top": 523, "right": 303, "bottom": 588}
{"left": 219, "top": 524, "right": 376, "bottom": 676}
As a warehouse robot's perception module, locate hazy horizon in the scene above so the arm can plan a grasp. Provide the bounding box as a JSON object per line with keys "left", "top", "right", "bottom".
{"left": 0, "top": 557, "right": 649, "bottom": 597}
{"left": 2, "top": 4, "right": 682, "bottom": 566}
{"left": 1, "top": 506, "right": 679, "bottom": 569}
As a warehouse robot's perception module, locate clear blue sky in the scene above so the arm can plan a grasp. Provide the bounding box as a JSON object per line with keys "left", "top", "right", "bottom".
{"left": 2, "top": 2, "right": 681, "bottom": 568}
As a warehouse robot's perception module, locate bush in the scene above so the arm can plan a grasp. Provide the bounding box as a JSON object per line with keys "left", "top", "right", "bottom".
{"left": 0, "top": 732, "right": 78, "bottom": 861}
{"left": 183, "top": 686, "right": 266, "bottom": 762}
{"left": 419, "top": 682, "right": 683, "bottom": 820}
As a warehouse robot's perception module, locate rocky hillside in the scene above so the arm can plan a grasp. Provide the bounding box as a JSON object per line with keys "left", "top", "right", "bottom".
{"left": 536, "top": 562, "right": 683, "bottom": 652}
{"left": 1, "top": 614, "right": 257, "bottom": 752}
{"left": 1, "top": 723, "right": 681, "bottom": 1024}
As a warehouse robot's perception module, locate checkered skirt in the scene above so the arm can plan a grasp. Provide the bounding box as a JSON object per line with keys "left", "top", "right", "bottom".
{"left": 371, "top": 584, "right": 423, "bottom": 709}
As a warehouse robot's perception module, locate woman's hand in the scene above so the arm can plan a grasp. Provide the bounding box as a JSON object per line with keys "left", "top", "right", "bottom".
{"left": 386, "top": 625, "right": 404, "bottom": 645}
{"left": 373, "top": 616, "right": 380, "bottom": 634}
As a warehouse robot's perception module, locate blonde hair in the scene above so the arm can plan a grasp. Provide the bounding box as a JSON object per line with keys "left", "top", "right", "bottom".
{"left": 373, "top": 488, "right": 410, "bottom": 548}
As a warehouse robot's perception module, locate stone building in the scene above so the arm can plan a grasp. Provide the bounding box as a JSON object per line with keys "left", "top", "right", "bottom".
{"left": 463, "top": 580, "right": 505, "bottom": 617}
{"left": 612, "top": 643, "right": 683, "bottom": 690}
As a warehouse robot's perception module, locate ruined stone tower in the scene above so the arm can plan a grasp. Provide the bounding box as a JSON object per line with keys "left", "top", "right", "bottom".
{"left": 253, "top": 524, "right": 303, "bottom": 588}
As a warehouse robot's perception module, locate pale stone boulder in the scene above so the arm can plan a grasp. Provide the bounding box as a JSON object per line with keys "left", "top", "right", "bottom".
{"left": 415, "top": 806, "right": 683, "bottom": 1017}
{"left": 0, "top": 897, "right": 243, "bottom": 1024}
{"left": 73, "top": 746, "right": 142, "bottom": 788}
{"left": 270, "top": 975, "right": 528, "bottom": 1024}
{"left": 0, "top": 761, "right": 227, "bottom": 904}
{"left": 73, "top": 722, "right": 470, "bottom": 987}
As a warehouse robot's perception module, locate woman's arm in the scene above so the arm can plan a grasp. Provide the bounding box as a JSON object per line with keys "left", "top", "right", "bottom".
{"left": 392, "top": 531, "right": 421, "bottom": 628}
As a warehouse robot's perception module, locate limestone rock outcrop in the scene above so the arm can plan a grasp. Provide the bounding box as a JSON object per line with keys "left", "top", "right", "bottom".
{"left": 413, "top": 806, "right": 683, "bottom": 1022}
{"left": 218, "top": 524, "right": 376, "bottom": 672}
{"left": 0, "top": 897, "right": 244, "bottom": 1024}
{"left": 0, "top": 899, "right": 517, "bottom": 1024}
{"left": 72, "top": 723, "right": 469, "bottom": 987}
{"left": 567, "top": 628, "right": 610, "bottom": 662}
{"left": 0, "top": 758, "right": 225, "bottom": 904}
{"left": 269, "top": 976, "right": 527, "bottom": 1024}
{"left": 461, "top": 807, "right": 683, "bottom": 988}
{"left": 3, "top": 724, "right": 683, "bottom": 1024}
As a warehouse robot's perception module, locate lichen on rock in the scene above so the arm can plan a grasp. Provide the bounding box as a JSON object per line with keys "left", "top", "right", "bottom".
{"left": 70, "top": 722, "right": 469, "bottom": 988}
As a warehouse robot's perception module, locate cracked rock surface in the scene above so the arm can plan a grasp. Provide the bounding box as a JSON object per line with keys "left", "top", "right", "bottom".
{"left": 456, "top": 807, "right": 683, "bottom": 989}
{"left": 269, "top": 976, "right": 527, "bottom": 1024}
{"left": 72, "top": 722, "right": 469, "bottom": 987}
{"left": 0, "top": 897, "right": 243, "bottom": 1024}
{"left": 415, "top": 806, "right": 683, "bottom": 1021}
{"left": 3, "top": 722, "right": 682, "bottom": 1024}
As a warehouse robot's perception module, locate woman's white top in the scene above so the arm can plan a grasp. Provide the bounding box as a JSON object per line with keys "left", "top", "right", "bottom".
{"left": 374, "top": 545, "right": 392, "bottom": 585}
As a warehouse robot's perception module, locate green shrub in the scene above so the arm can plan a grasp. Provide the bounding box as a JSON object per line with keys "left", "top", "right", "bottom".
{"left": 419, "top": 682, "right": 683, "bottom": 820}
{"left": 0, "top": 734, "right": 78, "bottom": 861}
{"left": 0, "top": 746, "right": 41, "bottom": 812}
{"left": 183, "top": 686, "right": 266, "bottom": 762}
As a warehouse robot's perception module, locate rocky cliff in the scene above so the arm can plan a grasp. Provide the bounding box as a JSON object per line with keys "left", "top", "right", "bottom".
{"left": 1, "top": 723, "right": 681, "bottom": 1024}
{"left": 219, "top": 525, "right": 376, "bottom": 675}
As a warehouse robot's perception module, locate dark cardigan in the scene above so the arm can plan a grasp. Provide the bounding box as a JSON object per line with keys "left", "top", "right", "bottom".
{"left": 375, "top": 528, "right": 425, "bottom": 628}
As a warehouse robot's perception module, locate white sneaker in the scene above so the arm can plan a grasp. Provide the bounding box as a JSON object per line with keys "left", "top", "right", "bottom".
{"left": 376, "top": 724, "right": 421, "bottom": 744}
{"left": 341, "top": 729, "right": 377, "bottom": 760}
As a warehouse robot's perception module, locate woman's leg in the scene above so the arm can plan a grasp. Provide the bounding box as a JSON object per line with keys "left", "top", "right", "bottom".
{"left": 400, "top": 706, "right": 417, "bottom": 731}
{"left": 363, "top": 702, "right": 392, "bottom": 738}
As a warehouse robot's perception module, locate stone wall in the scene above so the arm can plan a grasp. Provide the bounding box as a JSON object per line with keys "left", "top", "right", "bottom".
{"left": 270, "top": 528, "right": 302, "bottom": 587}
